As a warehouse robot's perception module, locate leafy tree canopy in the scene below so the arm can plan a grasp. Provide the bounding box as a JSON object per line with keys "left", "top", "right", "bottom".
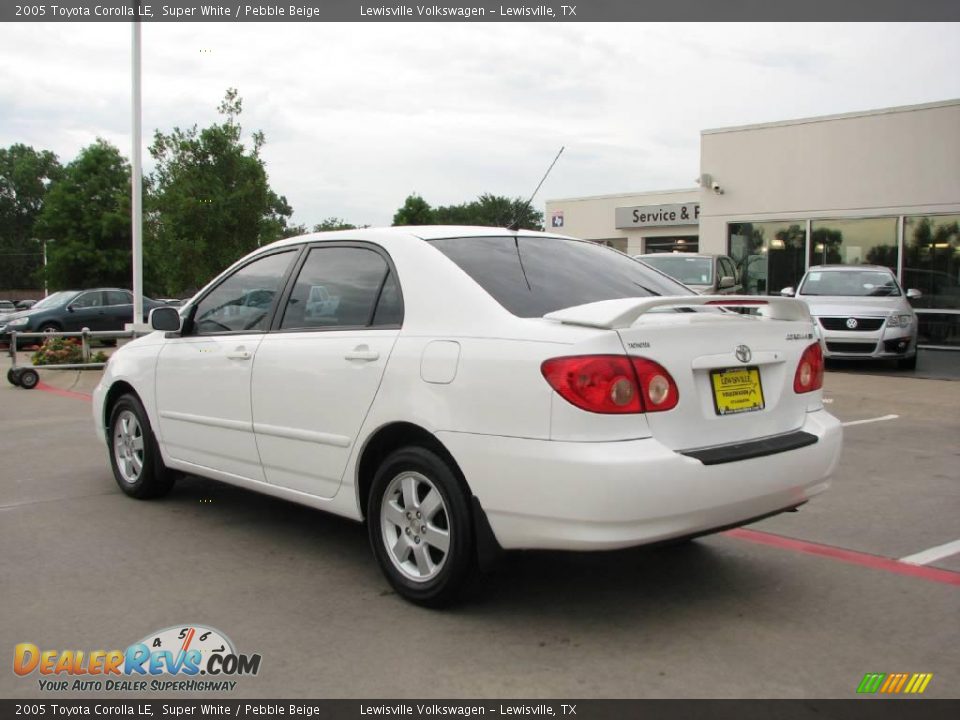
{"left": 314, "top": 217, "right": 358, "bottom": 231}
{"left": 36, "top": 139, "right": 132, "bottom": 290}
{"left": 0, "top": 144, "right": 61, "bottom": 290}
{"left": 392, "top": 194, "right": 435, "bottom": 226}
{"left": 393, "top": 192, "right": 543, "bottom": 230}
{"left": 146, "top": 88, "right": 293, "bottom": 296}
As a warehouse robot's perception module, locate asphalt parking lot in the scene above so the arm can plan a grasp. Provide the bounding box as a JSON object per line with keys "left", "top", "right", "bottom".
{"left": 1, "top": 353, "right": 957, "bottom": 699}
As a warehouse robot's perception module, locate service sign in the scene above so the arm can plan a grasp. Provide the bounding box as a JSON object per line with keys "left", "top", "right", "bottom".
{"left": 615, "top": 202, "right": 700, "bottom": 228}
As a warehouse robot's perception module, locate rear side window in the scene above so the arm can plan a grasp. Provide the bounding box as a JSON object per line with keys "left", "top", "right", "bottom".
{"left": 430, "top": 236, "right": 692, "bottom": 318}
{"left": 106, "top": 290, "right": 132, "bottom": 306}
{"left": 280, "top": 247, "right": 401, "bottom": 329}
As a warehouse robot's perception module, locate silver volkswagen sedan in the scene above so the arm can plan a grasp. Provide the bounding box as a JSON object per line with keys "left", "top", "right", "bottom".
{"left": 782, "top": 265, "right": 921, "bottom": 369}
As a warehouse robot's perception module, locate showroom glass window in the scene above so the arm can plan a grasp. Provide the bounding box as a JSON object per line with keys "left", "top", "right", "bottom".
{"left": 192, "top": 250, "right": 298, "bottom": 334}
{"left": 903, "top": 214, "right": 960, "bottom": 347}
{"left": 280, "top": 247, "right": 401, "bottom": 330}
{"left": 644, "top": 236, "right": 699, "bottom": 253}
{"left": 903, "top": 214, "right": 960, "bottom": 309}
{"left": 809, "top": 217, "right": 898, "bottom": 272}
{"left": 728, "top": 221, "right": 806, "bottom": 295}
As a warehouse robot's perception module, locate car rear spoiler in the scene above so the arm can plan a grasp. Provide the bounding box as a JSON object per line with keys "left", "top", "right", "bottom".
{"left": 543, "top": 295, "right": 811, "bottom": 330}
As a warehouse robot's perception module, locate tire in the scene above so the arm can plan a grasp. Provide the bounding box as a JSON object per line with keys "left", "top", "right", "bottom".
{"left": 897, "top": 355, "right": 917, "bottom": 370}
{"left": 7, "top": 368, "right": 21, "bottom": 386}
{"left": 367, "top": 446, "right": 475, "bottom": 608}
{"left": 18, "top": 368, "right": 39, "bottom": 390}
{"left": 108, "top": 393, "right": 176, "bottom": 499}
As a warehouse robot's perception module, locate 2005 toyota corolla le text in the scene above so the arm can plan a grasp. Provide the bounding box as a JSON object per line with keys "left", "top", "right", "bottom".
{"left": 91, "top": 226, "right": 842, "bottom": 606}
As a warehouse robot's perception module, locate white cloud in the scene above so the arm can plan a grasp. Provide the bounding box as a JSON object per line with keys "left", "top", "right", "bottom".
{"left": 0, "top": 21, "right": 957, "bottom": 226}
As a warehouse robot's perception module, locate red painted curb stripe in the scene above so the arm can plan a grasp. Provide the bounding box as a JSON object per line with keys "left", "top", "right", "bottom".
{"left": 726, "top": 528, "right": 960, "bottom": 586}
{"left": 35, "top": 381, "right": 92, "bottom": 402}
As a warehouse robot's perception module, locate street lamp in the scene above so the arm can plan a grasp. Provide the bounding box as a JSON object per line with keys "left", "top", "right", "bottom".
{"left": 130, "top": 17, "right": 144, "bottom": 328}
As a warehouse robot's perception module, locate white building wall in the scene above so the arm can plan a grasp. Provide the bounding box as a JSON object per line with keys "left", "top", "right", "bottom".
{"left": 698, "top": 99, "right": 960, "bottom": 254}
{"left": 545, "top": 188, "right": 699, "bottom": 255}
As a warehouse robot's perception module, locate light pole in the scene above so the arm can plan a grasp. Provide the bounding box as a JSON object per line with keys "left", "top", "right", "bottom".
{"left": 131, "top": 17, "right": 144, "bottom": 326}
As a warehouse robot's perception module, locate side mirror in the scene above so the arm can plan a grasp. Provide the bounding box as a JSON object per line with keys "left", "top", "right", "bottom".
{"left": 150, "top": 306, "right": 181, "bottom": 332}
{"left": 719, "top": 276, "right": 735, "bottom": 289}
{"left": 906, "top": 288, "right": 922, "bottom": 299}
{"left": 780, "top": 287, "right": 796, "bottom": 297}
{"left": 66, "top": 304, "right": 76, "bottom": 313}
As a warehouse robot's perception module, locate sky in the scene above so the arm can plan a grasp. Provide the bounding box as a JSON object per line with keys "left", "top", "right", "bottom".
{"left": 1, "top": 21, "right": 958, "bottom": 228}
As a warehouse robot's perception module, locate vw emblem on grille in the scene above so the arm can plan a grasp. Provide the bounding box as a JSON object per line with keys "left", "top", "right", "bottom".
{"left": 846, "top": 317, "right": 859, "bottom": 329}
{"left": 735, "top": 345, "right": 752, "bottom": 363}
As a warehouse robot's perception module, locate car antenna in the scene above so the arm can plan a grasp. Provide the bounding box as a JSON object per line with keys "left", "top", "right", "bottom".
{"left": 507, "top": 145, "right": 564, "bottom": 231}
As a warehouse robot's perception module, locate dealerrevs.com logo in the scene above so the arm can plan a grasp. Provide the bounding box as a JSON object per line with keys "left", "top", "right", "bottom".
{"left": 13, "top": 624, "right": 261, "bottom": 692}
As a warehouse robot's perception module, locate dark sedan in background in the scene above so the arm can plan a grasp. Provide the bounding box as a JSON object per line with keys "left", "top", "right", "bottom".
{"left": 0, "top": 289, "right": 162, "bottom": 345}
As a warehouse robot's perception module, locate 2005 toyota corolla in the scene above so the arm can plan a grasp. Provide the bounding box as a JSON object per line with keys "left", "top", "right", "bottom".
{"left": 93, "top": 227, "right": 842, "bottom": 606}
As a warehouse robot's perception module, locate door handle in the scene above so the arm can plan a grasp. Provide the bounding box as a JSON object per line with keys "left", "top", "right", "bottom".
{"left": 345, "top": 346, "right": 379, "bottom": 362}
{"left": 226, "top": 348, "right": 252, "bottom": 360}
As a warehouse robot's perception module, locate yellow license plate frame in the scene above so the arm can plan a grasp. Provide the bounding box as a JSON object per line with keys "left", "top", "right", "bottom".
{"left": 710, "top": 366, "right": 765, "bottom": 416}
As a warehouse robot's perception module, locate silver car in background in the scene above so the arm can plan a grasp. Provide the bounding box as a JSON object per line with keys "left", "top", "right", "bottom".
{"left": 782, "top": 265, "right": 921, "bottom": 370}
{"left": 636, "top": 253, "right": 742, "bottom": 295}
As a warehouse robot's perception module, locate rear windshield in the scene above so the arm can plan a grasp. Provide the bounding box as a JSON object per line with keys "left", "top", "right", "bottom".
{"left": 429, "top": 236, "right": 692, "bottom": 318}
{"left": 640, "top": 255, "right": 713, "bottom": 285}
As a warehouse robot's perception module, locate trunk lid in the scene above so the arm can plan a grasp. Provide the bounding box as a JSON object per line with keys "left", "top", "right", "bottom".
{"left": 545, "top": 296, "right": 819, "bottom": 451}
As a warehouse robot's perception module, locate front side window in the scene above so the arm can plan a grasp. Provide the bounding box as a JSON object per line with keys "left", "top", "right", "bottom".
{"left": 799, "top": 269, "right": 901, "bottom": 297}
{"left": 430, "top": 236, "right": 691, "bottom": 318}
{"left": 280, "top": 247, "right": 400, "bottom": 330}
{"left": 72, "top": 291, "right": 103, "bottom": 309}
{"left": 192, "top": 250, "right": 297, "bottom": 334}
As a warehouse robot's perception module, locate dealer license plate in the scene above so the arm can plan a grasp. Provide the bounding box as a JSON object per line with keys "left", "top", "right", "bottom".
{"left": 710, "top": 367, "right": 765, "bottom": 416}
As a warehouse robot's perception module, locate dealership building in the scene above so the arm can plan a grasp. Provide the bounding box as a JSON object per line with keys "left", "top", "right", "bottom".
{"left": 546, "top": 99, "right": 960, "bottom": 348}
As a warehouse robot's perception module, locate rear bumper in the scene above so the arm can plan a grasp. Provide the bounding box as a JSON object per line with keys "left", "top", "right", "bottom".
{"left": 438, "top": 409, "right": 842, "bottom": 551}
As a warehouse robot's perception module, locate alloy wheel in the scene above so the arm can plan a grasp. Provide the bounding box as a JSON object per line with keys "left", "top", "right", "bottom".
{"left": 113, "top": 409, "right": 145, "bottom": 484}
{"left": 380, "top": 471, "right": 451, "bottom": 583}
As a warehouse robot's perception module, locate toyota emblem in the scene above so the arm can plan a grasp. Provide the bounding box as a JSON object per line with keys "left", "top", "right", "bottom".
{"left": 735, "top": 345, "right": 752, "bottom": 363}
{"left": 846, "top": 317, "right": 859, "bottom": 329}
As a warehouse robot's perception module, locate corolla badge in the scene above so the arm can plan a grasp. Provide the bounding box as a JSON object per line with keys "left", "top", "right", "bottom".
{"left": 735, "top": 345, "right": 752, "bottom": 363}
{"left": 846, "top": 317, "right": 859, "bottom": 329}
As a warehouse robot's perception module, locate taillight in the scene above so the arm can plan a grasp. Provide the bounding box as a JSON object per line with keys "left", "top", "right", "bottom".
{"left": 540, "top": 355, "right": 678, "bottom": 414}
{"left": 793, "top": 342, "right": 824, "bottom": 393}
{"left": 631, "top": 357, "right": 680, "bottom": 412}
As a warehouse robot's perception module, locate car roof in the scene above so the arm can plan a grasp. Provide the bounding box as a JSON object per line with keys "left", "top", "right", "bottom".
{"left": 259, "top": 225, "right": 577, "bottom": 252}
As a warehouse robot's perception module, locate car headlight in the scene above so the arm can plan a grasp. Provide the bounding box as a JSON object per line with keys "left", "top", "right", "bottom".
{"left": 887, "top": 313, "right": 913, "bottom": 328}
{"left": 7, "top": 317, "right": 29, "bottom": 327}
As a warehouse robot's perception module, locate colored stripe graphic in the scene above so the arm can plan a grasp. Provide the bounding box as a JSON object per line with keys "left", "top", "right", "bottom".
{"left": 857, "top": 673, "right": 885, "bottom": 693}
{"left": 857, "top": 672, "right": 932, "bottom": 694}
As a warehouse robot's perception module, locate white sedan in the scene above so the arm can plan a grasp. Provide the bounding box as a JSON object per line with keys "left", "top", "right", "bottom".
{"left": 93, "top": 227, "right": 842, "bottom": 606}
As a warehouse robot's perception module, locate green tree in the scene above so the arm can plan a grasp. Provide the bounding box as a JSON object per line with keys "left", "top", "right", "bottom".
{"left": 313, "top": 217, "right": 357, "bottom": 231}
{"left": 35, "top": 139, "right": 132, "bottom": 289}
{"left": 436, "top": 193, "right": 543, "bottom": 230}
{"left": 147, "top": 88, "right": 294, "bottom": 295}
{"left": 0, "top": 144, "right": 61, "bottom": 290}
{"left": 392, "top": 194, "right": 435, "bottom": 226}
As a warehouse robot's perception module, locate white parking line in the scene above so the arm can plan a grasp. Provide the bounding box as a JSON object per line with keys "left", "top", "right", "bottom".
{"left": 900, "top": 539, "right": 960, "bottom": 566}
{"left": 841, "top": 414, "right": 899, "bottom": 427}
